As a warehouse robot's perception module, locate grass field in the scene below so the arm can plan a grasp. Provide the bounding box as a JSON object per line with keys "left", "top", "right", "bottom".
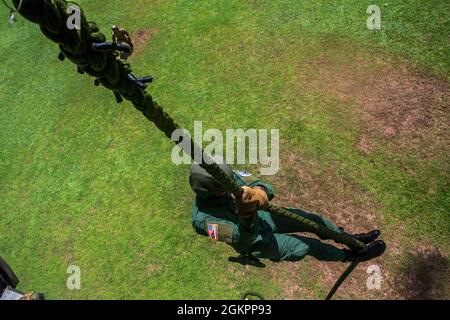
{"left": 1, "top": 0, "right": 449, "bottom": 299}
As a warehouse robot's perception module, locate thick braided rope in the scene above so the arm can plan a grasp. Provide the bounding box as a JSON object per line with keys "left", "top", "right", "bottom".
{"left": 13, "top": 0, "right": 364, "bottom": 251}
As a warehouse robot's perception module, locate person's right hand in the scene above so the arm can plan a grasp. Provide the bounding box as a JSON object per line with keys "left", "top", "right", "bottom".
{"left": 237, "top": 186, "right": 269, "bottom": 218}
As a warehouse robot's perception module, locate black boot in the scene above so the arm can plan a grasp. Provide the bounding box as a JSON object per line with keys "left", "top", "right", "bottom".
{"left": 352, "top": 229, "right": 381, "bottom": 244}
{"left": 344, "top": 240, "right": 386, "bottom": 262}
{"left": 339, "top": 228, "right": 381, "bottom": 244}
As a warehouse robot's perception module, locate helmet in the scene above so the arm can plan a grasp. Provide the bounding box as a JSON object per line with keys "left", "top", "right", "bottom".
{"left": 189, "top": 164, "right": 234, "bottom": 198}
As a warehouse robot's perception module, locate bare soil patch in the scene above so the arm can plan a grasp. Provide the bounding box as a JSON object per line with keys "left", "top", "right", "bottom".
{"left": 131, "top": 28, "right": 156, "bottom": 57}
{"left": 305, "top": 53, "right": 450, "bottom": 156}
{"left": 267, "top": 151, "right": 382, "bottom": 232}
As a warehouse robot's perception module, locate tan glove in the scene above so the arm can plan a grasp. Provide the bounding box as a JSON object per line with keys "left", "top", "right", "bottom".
{"left": 20, "top": 292, "right": 34, "bottom": 300}
{"left": 239, "top": 186, "right": 269, "bottom": 217}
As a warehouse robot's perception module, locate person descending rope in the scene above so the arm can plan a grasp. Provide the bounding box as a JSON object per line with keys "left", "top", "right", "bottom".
{"left": 189, "top": 164, "right": 386, "bottom": 264}
{"left": 10, "top": 0, "right": 387, "bottom": 298}
{"left": 112, "top": 25, "right": 134, "bottom": 60}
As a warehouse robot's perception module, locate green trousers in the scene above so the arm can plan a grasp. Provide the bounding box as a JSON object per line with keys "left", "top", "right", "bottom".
{"left": 251, "top": 208, "right": 346, "bottom": 262}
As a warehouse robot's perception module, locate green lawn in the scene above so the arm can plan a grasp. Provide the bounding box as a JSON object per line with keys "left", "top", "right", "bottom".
{"left": 1, "top": 0, "right": 449, "bottom": 299}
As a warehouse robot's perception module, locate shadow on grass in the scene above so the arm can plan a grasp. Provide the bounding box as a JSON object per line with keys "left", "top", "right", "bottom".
{"left": 395, "top": 248, "right": 449, "bottom": 299}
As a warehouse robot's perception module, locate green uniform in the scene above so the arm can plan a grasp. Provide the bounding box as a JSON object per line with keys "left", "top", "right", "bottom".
{"left": 191, "top": 170, "right": 346, "bottom": 262}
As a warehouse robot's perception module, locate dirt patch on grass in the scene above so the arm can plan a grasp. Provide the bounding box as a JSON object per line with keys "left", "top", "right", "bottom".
{"left": 355, "top": 134, "right": 373, "bottom": 155}
{"left": 265, "top": 260, "right": 315, "bottom": 299}
{"left": 304, "top": 52, "right": 450, "bottom": 155}
{"left": 266, "top": 151, "right": 382, "bottom": 232}
{"left": 146, "top": 263, "right": 162, "bottom": 276}
{"left": 130, "top": 28, "right": 156, "bottom": 57}
{"left": 359, "top": 68, "right": 448, "bottom": 138}
{"left": 65, "top": 239, "right": 74, "bottom": 264}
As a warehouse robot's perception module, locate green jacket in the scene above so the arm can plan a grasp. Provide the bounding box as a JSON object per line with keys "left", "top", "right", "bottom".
{"left": 191, "top": 170, "right": 275, "bottom": 253}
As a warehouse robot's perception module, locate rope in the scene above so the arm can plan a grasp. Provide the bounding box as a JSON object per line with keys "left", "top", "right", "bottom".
{"left": 12, "top": 0, "right": 366, "bottom": 299}
{"left": 242, "top": 292, "right": 265, "bottom": 300}
{"left": 325, "top": 261, "right": 359, "bottom": 300}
